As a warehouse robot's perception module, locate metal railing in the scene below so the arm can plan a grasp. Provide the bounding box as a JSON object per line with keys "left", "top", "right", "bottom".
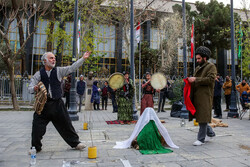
{"left": 0, "top": 70, "right": 249, "bottom": 104}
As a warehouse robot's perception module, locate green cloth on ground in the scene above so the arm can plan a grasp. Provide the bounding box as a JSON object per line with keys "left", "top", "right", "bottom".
{"left": 137, "top": 120, "right": 173, "bottom": 154}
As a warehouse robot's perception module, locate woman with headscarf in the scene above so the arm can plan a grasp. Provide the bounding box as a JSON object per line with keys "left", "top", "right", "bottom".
{"left": 91, "top": 81, "right": 101, "bottom": 110}
{"left": 116, "top": 72, "right": 134, "bottom": 124}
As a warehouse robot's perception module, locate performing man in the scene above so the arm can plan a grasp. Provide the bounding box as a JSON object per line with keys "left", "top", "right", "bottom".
{"left": 188, "top": 46, "right": 216, "bottom": 146}
{"left": 141, "top": 72, "right": 155, "bottom": 115}
{"left": 28, "top": 51, "right": 91, "bottom": 152}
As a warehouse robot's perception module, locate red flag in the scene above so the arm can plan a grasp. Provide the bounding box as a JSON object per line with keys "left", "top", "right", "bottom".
{"left": 136, "top": 22, "right": 141, "bottom": 44}
{"left": 183, "top": 78, "right": 196, "bottom": 115}
{"left": 191, "top": 24, "right": 194, "bottom": 59}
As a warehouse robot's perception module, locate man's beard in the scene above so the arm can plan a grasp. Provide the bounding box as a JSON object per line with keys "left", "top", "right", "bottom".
{"left": 197, "top": 59, "right": 205, "bottom": 66}
{"left": 47, "top": 62, "right": 55, "bottom": 68}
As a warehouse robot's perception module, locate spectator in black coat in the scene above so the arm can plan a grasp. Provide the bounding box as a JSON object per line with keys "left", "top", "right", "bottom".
{"left": 64, "top": 74, "right": 71, "bottom": 109}
{"left": 101, "top": 81, "right": 109, "bottom": 110}
{"left": 213, "top": 73, "right": 223, "bottom": 119}
{"left": 77, "top": 75, "right": 86, "bottom": 112}
{"left": 158, "top": 81, "right": 171, "bottom": 112}
{"left": 108, "top": 86, "right": 118, "bottom": 113}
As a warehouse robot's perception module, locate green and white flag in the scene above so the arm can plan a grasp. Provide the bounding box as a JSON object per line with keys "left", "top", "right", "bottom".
{"left": 238, "top": 24, "right": 243, "bottom": 59}
{"left": 77, "top": 16, "right": 80, "bottom": 54}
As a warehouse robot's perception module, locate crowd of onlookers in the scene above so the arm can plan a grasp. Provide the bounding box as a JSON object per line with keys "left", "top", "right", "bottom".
{"left": 61, "top": 73, "right": 250, "bottom": 120}
{"left": 214, "top": 75, "right": 250, "bottom": 119}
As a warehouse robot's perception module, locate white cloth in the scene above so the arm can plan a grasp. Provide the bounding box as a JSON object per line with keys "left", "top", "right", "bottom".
{"left": 113, "top": 107, "right": 179, "bottom": 149}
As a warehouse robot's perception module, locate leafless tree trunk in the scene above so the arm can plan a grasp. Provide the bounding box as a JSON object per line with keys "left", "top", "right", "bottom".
{"left": 0, "top": 0, "right": 49, "bottom": 110}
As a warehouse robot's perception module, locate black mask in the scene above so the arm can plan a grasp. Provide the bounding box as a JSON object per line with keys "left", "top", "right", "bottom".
{"left": 242, "top": 83, "right": 246, "bottom": 86}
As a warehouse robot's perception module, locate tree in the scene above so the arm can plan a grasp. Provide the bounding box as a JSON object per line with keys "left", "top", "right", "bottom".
{"left": 239, "top": 0, "right": 250, "bottom": 77}
{"left": 134, "top": 41, "right": 160, "bottom": 74}
{"left": 0, "top": 0, "right": 49, "bottom": 110}
{"left": 46, "top": 0, "right": 160, "bottom": 75}
{"left": 108, "top": 0, "right": 158, "bottom": 59}
{"left": 157, "top": 13, "right": 182, "bottom": 75}
{"left": 172, "top": 0, "right": 241, "bottom": 58}
{"left": 46, "top": 0, "right": 116, "bottom": 74}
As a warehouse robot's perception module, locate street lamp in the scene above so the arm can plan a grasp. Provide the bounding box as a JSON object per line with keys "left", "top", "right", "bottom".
{"left": 31, "top": 3, "right": 36, "bottom": 77}
{"left": 228, "top": 0, "right": 239, "bottom": 118}
{"left": 130, "top": 0, "right": 138, "bottom": 120}
{"left": 180, "top": 0, "right": 189, "bottom": 119}
{"left": 68, "top": 0, "right": 79, "bottom": 121}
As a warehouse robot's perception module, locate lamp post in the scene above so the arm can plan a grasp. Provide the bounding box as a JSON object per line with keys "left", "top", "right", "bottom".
{"left": 31, "top": 3, "right": 36, "bottom": 77}
{"left": 130, "top": 0, "right": 138, "bottom": 120}
{"left": 68, "top": 0, "right": 79, "bottom": 121}
{"left": 228, "top": 0, "right": 238, "bottom": 118}
{"left": 180, "top": 0, "right": 189, "bottom": 119}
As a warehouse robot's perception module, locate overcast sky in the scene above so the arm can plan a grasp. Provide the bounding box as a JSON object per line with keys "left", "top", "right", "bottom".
{"left": 176, "top": 0, "right": 250, "bottom": 9}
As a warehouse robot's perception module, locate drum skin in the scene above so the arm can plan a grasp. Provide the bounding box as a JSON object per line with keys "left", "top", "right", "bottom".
{"left": 151, "top": 73, "right": 167, "bottom": 90}
{"left": 108, "top": 72, "right": 125, "bottom": 90}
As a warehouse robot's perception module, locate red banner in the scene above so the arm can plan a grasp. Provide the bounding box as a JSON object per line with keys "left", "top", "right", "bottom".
{"left": 191, "top": 24, "right": 194, "bottom": 59}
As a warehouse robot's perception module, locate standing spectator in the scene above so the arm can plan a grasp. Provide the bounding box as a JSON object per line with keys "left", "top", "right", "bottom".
{"left": 213, "top": 73, "right": 223, "bottom": 119}
{"left": 91, "top": 81, "right": 101, "bottom": 110}
{"left": 157, "top": 81, "right": 170, "bottom": 113}
{"left": 108, "top": 85, "right": 118, "bottom": 113}
{"left": 222, "top": 76, "right": 232, "bottom": 111}
{"left": 64, "top": 74, "right": 71, "bottom": 109}
{"left": 236, "top": 79, "right": 250, "bottom": 96}
{"left": 77, "top": 75, "right": 86, "bottom": 112}
{"left": 188, "top": 46, "right": 216, "bottom": 146}
{"left": 101, "top": 81, "right": 109, "bottom": 110}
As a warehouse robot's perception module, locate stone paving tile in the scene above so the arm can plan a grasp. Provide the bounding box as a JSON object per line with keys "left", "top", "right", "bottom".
{"left": 179, "top": 151, "right": 212, "bottom": 160}
{"left": 147, "top": 163, "right": 181, "bottom": 167}
{"left": 51, "top": 150, "right": 81, "bottom": 159}
{"left": 177, "top": 160, "right": 214, "bottom": 167}
{"left": 206, "top": 157, "right": 248, "bottom": 167}
{"left": 36, "top": 159, "right": 66, "bottom": 167}
{"left": 0, "top": 104, "right": 250, "bottom": 167}
{"left": 107, "top": 148, "right": 138, "bottom": 157}
{"left": 154, "top": 153, "right": 187, "bottom": 162}
{"left": 204, "top": 149, "right": 237, "bottom": 158}
{"left": 231, "top": 155, "right": 250, "bottom": 166}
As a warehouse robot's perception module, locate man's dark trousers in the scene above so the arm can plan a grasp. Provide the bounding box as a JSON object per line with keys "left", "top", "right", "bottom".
{"left": 213, "top": 96, "right": 222, "bottom": 117}
{"left": 225, "top": 94, "right": 231, "bottom": 110}
{"left": 111, "top": 96, "right": 118, "bottom": 112}
{"left": 102, "top": 96, "right": 108, "bottom": 110}
{"left": 158, "top": 92, "right": 166, "bottom": 112}
{"left": 32, "top": 98, "right": 80, "bottom": 151}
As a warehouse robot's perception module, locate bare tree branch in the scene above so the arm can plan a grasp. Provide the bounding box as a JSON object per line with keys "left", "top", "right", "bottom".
{"left": 135, "top": 0, "right": 155, "bottom": 18}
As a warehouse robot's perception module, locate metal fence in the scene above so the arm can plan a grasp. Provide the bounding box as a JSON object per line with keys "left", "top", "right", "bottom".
{"left": 0, "top": 70, "right": 250, "bottom": 104}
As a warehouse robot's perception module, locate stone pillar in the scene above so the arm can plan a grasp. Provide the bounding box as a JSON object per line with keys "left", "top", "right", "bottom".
{"left": 143, "top": 21, "right": 151, "bottom": 72}
{"left": 25, "top": 11, "right": 35, "bottom": 74}
{"left": 217, "top": 48, "right": 227, "bottom": 78}
{"left": 56, "top": 21, "right": 65, "bottom": 67}
{"left": 85, "top": 72, "right": 94, "bottom": 110}
{"left": 116, "top": 22, "right": 123, "bottom": 73}
{"left": 143, "top": 20, "right": 151, "bottom": 46}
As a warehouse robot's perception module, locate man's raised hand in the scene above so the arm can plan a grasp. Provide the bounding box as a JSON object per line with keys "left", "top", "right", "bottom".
{"left": 83, "top": 51, "right": 91, "bottom": 59}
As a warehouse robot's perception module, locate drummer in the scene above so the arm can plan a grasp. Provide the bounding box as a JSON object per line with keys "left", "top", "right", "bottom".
{"left": 141, "top": 72, "right": 159, "bottom": 115}
{"left": 116, "top": 71, "right": 134, "bottom": 124}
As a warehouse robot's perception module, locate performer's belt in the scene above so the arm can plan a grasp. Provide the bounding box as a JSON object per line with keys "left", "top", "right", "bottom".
{"left": 47, "top": 96, "right": 60, "bottom": 101}
{"left": 144, "top": 91, "right": 153, "bottom": 94}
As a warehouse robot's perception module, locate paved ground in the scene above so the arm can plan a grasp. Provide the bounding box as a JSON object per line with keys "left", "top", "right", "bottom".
{"left": 0, "top": 104, "right": 250, "bottom": 167}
